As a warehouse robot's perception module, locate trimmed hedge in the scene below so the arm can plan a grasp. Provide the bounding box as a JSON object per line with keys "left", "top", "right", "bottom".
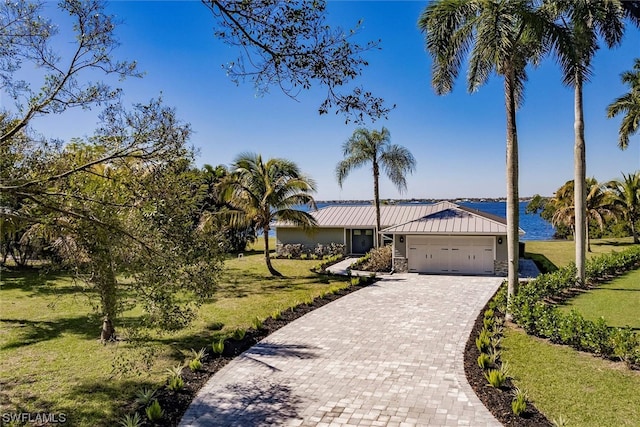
{"left": 508, "top": 246, "right": 640, "bottom": 369}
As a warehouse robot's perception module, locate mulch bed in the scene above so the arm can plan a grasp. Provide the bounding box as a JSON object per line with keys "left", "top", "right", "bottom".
{"left": 463, "top": 298, "right": 553, "bottom": 426}
{"left": 135, "top": 278, "right": 553, "bottom": 426}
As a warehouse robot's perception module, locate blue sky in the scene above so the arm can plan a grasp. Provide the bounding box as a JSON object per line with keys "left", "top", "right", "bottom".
{"left": 7, "top": 1, "right": 640, "bottom": 200}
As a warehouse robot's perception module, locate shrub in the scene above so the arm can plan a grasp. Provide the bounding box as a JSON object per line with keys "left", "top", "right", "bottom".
{"left": 475, "top": 328, "right": 491, "bottom": 353}
{"left": 188, "top": 358, "right": 202, "bottom": 372}
{"left": 251, "top": 316, "right": 263, "bottom": 330}
{"left": 119, "top": 412, "right": 142, "bottom": 427}
{"left": 477, "top": 352, "right": 492, "bottom": 370}
{"left": 511, "top": 387, "right": 528, "bottom": 417}
{"left": 135, "top": 387, "right": 156, "bottom": 407}
{"left": 166, "top": 363, "right": 184, "bottom": 390}
{"left": 232, "top": 328, "right": 246, "bottom": 341}
{"left": 188, "top": 348, "right": 205, "bottom": 372}
{"left": 211, "top": 339, "right": 225, "bottom": 355}
{"left": 484, "top": 369, "right": 507, "bottom": 388}
{"left": 145, "top": 400, "right": 163, "bottom": 421}
{"left": 352, "top": 245, "right": 392, "bottom": 272}
{"left": 611, "top": 327, "right": 640, "bottom": 366}
{"left": 168, "top": 375, "right": 184, "bottom": 391}
{"left": 509, "top": 247, "right": 640, "bottom": 369}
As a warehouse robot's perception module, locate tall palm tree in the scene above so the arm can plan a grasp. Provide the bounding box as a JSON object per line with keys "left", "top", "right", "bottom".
{"left": 419, "top": 0, "right": 553, "bottom": 309}
{"left": 607, "top": 171, "right": 640, "bottom": 243}
{"left": 547, "top": 0, "right": 639, "bottom": 283}
{"left": 607, "top": 58, "right": 640, "bottom": 149}
{"left": 221, "top": 153, "right": 317, "bottom": 277}
{"left": 335, "top": 127, "right": 416, "bottom": 243}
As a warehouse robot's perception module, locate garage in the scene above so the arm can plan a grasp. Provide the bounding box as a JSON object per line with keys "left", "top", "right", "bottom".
{"left": 407, "top": 236, "right": 495, "bottom": 275}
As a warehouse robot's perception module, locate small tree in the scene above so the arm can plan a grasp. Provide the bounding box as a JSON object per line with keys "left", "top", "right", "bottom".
{"left": 221, "top": 153, "right": 317, "bottom": 277}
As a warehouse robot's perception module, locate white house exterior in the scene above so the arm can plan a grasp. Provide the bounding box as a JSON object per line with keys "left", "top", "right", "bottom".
{"left": 275, "top": 201, "right": 525, "bottom": 275}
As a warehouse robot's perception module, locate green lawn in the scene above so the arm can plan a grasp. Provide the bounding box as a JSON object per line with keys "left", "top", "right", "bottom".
{"left": 505, "top": 238, "right": 640, "bottom": 426}
{"left": 524, "top": 236, "right": 636, "bottom": 270}
{"left": 559, "top": 268, "right": 640, "bottom": 329}
{"left": 0, "top": 245, "right": 350, "bottom": 426}
{"left": 504, "top": 328, "right": 640, "bottom": 427}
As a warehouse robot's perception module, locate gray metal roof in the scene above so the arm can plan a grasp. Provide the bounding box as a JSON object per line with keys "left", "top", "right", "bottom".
{"left": 276, "top": 201, "right": 524, "bottom": 235}
{"left": 381, "top": 203, "right": 525, "bottom": 235}
{"left": 275, "top": 203, "right": 446, "bottom": 228}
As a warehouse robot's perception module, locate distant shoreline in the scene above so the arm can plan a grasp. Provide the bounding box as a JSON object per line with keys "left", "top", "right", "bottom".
{"left": 316, "top": 197, "right": 537, "bottom": 205}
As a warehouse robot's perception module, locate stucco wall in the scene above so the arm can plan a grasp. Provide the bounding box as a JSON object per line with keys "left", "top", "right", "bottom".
{"left": 276, "top": 227, "right": 345, "bottom": 248}
{"left": 393, "top": 234, "right": 407, "bottom": 258}
{"left": 495, "top": 235, "right": 508, "bottom": 262}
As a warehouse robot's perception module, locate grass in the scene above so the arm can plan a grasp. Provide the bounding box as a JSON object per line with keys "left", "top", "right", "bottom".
{"left": 0, "top": 239, "right": 349, "bottom": 426}
{"left": 503, "top": 328, "right": 640, "bottom": 427}
{"left": 559, "top": 268, "right": 640, "bottom": 329}
{"left": 524, "top": 236, "right": 636, "bottom": 270}
{"left": 505, "top": 237, "right": 640, "bottom": 425}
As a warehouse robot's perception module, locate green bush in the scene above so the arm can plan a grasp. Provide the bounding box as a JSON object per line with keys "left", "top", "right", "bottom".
{"left": 512, "top": 388, "right": 528, "bottom": 417}
{"left": 145, "top": 400, "right": 163, "bottom": 421}
{"left": 134, "top": 387, "right": 156, "bottom": 407}
{"left": 484, "top": 368, "right": 507, "bottom": 388}
{"left": 188, "top": 359, "right": 202, "bottom": 372}
{"left": 476, "top": 328, "right": 491, "bottom": 353}
{"left": 168, "top": 375, "right": 184, "bottom": 391}
{"left": 477, "top": 352, "right": 492, "bottom": 370}
{"left": 509, "top": 246, "right": 640, "bottom": 367}
{"left": 119, "top": 412, "right": 142, "bottom": 427}
{"left": 251, "top": 316, "right": 263, "bottom": 330}
{"left": 166, "top": 363, "right": 184, "bottom": 391}
{"left": 211, "top": 339, "right": 225, "bottom": 355}
{"left": 232, "top": 328, "right": 246, "bottom": 341}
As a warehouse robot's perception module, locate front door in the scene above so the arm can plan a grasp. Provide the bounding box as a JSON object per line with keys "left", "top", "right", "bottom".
{"left": 352, "top": 229, "right": 374, "bottom": 254}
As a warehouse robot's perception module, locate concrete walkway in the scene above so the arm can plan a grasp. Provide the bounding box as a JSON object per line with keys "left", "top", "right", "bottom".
{"left": 180, "top": 275, "right": 503, "bottom": 427}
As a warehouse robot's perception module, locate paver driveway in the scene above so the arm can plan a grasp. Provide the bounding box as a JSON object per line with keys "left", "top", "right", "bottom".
{"left": 180, "top": 275, "right": 503, "bottom": 427}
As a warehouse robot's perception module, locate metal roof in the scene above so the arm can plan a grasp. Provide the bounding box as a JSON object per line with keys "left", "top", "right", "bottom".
{"left": 275, "top": 202, "right": 447, "bottom": 228}
{"left": 276, "top": 201, "right": 523, "bottom": 235}
{"left": 381, "top": 203, "right": 525, "bottom": 235}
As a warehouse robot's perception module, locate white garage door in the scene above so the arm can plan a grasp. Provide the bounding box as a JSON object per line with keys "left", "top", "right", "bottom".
{"left": 407, "top": 236, "right": 495, "bottom": 275}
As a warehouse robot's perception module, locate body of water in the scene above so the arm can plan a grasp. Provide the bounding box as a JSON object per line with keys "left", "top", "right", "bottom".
{"left": 304, "top": 201, "right": 555, "bottom": 241}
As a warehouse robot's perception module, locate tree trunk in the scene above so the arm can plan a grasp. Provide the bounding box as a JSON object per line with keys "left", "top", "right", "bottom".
{"left": 504, "top": 68, "right": 520, "bottom": 320}
{"left": 574, "top": 76, "right": 587, "bottom": 284}
{"left": 101, "top": 317, "right": 115, "bottom": 342}
{"left": 373, "top": 160, "right": 381, "bottom": 248}
{"left": 98, "top": 260, "right": 118, "bottom": 341}
{"left": 263, "top": 226, "right": 282, "bottom": 277}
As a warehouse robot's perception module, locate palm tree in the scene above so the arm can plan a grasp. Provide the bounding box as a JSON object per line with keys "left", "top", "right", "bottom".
{"left": 607, "top": 171, "right": 640, "bottom": 243}
{"left": 550, "top": 178, "right": 614, "bottom": 251}
{"left": 418, "top": 0, "right": 553, "bottom": 309}
{"left": 221, "top": 153, "right": 317, "bottom": 277}
{"left": 547, "top": 0, "right": 639, "bottom": 283}
{"left": 607, "top": 58, "right": 640, "bottom": 149}
{"left": 336, "top": 127, "right": 416, "bottom": 243}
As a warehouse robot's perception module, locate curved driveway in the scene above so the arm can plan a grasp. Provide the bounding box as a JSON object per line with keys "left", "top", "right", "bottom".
{"left": 180, "top": 275, "right": 503, "bottom": 427}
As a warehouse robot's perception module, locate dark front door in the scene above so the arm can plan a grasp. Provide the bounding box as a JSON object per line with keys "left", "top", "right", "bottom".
{"left": 352, "top": 229, "right": 374, "bottom": 254}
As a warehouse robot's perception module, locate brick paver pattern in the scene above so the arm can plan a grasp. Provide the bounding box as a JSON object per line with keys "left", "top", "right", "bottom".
{"left": 180, "top": 275, "right": 503, "bottom": 427}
